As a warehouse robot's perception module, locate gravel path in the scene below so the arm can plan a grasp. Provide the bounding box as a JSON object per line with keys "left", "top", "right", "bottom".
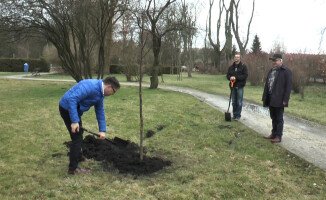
{"left": 2, "top": 74, "right": 326, "bottom": 171}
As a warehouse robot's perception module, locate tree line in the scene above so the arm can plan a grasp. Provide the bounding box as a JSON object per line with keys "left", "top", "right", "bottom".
{"left": 1, "top": 0, "right": 255, "bottom": 88}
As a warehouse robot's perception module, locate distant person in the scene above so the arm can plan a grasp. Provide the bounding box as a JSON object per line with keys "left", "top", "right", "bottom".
{"left": 59, "top": 77, "right": 120, "bottom": 175}
{"left": 24, "top": 62, "right": 29, "bottom": 72}
{"left": 262, "top": 54, "right": 292, "bottom": 143}
{"left": 226, "top": 53, "right": 248, "bottom": 120}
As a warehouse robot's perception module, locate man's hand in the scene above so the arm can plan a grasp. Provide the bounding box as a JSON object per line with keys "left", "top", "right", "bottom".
{"left": 230, "top": 76, "right": 236, "bottom": 81}
{"left": 283, "top": 101, "right": 287, "bottom": 106}
{"left": 98, "top": 132, "right": 106, "bottom": 140}
{"left": 71, "top": 123, "right": 79, "bottom": 133}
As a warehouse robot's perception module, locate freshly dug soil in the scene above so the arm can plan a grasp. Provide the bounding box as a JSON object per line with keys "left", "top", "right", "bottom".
{"left": 146, "top": 130, "right": 155, "bottom": 138}
{"left": 145, "top": 125, "right": 166, "bottom": 138}
{"left": 65, "top": 135, "right": 171, "bottom": 175}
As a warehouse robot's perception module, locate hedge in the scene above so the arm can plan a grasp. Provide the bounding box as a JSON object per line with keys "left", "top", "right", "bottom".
{"left": 0, "top": 58, "right": 49, "bottom": 72}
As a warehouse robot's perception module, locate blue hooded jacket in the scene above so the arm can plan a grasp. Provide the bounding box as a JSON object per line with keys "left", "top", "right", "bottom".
{"left": 59, "top": 79, "right": 106, "bottom": 132}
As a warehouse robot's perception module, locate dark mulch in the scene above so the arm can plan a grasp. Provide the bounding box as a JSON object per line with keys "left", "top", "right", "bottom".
{"left": 64, "top": 135, "right": 171, "bottom": 175}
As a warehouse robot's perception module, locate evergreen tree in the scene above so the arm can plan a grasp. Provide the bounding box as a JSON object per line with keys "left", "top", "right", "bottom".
{"left": 251, "top": 34, "right": 262, "bottom": 54}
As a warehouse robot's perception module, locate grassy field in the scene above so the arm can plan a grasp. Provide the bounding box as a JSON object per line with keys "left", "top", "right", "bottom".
{"left": 36, "top": 72, "right": 326, "bottom": 125}
{"left": 0, "top": 79, "right": 325, "bottom": 199}
{"left": 0, "top": 72, "right": 30, "bottom": 76}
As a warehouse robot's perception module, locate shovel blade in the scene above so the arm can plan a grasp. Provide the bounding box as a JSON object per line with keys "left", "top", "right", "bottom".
{"left": 225, "top": 112, "right": 231, "bottom": 121}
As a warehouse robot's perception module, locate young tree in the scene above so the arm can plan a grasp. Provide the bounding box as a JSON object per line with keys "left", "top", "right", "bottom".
{"left": 135, "top": 9, "right": 150, "bottom": 161}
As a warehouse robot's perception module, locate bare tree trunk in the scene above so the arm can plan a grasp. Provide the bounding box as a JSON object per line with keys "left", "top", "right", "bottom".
{"left": 146, "top": 0, "right": 177, "bottom": 89}
{"left": 105, "top": 19, "right": 114, "bottom": 75}
{"left": 208, "top": 0, "right": 224, "bottom": 71}
{"left": 150, "top": 35, "right": 161, "bottom": 88}
{"left": 223, "top": 0, "right": 233, "bottom": 63}
{"left": 231, "top": 0, "right": 255, "bottom": 55}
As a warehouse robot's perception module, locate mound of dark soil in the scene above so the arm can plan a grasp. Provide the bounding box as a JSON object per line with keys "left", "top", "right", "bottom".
{"left": 65, "top": 135, "right": 171, "bottom": 175}
{"left": 145, "top": 125, "right": 166, "bottom": 138}
{"left": 146, "top": 130, "right": 155, "bottom": 138}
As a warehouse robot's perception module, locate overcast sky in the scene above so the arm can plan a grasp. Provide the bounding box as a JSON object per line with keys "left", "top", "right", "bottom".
{"left": 191, "top": 0, "right": 326, "bottom": 54}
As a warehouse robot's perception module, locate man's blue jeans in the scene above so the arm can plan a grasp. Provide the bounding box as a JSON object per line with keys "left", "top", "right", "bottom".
{"left": 231, "top": 87, "right": 244, "bottom": 119}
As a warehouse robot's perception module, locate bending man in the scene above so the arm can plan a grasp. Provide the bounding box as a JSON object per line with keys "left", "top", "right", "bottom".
{"left": 59, "top": 77, "right": 120, "bottom": 174}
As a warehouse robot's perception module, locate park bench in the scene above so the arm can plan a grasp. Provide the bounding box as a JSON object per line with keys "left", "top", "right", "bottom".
{"left": 31, "top": 68, "right": 41, "bottom": 76}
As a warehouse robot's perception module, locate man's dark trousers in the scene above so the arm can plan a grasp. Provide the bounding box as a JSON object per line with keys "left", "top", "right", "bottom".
{"left": 59, "top": 106, "right": 84, "bottom": 171}
{"left": 269, "top": 106, "right": 284, "bottom": 139}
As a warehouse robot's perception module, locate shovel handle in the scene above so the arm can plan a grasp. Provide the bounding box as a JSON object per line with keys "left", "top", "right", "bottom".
{"left": 81, "top": 126, "right": 100, "bottom": 137}
{"left": 230, "top": 79, "right": 235, "bottom": 88}
{"left": 80, "top": 127, "right": 113, "bottom": 144}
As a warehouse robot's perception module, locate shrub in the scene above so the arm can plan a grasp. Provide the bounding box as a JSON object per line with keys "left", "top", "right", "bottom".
{"left": 121, "top": 63, "right": 139, "bottom": 82}
{"left": 284, "top": 54, "right": 321, "bottom": 98}
{"left": 197, "top": 64, "right": 219, "bottom": 75}
{"left": 109, "top": 64, "right": 123, "bottom": 74}
{"left": 242, "top": 53, "right": 270, "bottom": 86}
{"left": 160, "top": 66, "right": 178, "bottom": 74}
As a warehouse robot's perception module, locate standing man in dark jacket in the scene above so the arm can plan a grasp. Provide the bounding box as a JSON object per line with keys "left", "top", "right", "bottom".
{"left": 262, "top": 54, "right": 292, "bottom": 143}
{"left": 226, "top": 53, "right": 248, "bottom": 120}
{"left": 59, "top": 77, "right": 120, "bottom": 175}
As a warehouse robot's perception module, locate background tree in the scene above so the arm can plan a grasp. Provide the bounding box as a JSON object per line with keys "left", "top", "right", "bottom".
{"left": 208, "top": 0, "right": 225, "bottom": 71}
{"left": 251, "top": 34, "right": 262, "bottom": 55}
{"left": 91, "top": 0, "right": 128, "bottom": 79}
{"left": 180, "top": 0, "right": 197, "bottom": 78}
{"left": 270, "top": 40, "right": 287, "bottom": 54}
{"left": 145, "top": 0, "right": 179, "bottom": 89}
{"left": 231, "top": 0, "right": 255, "bottom": 55}
{"left": 0, "top": 0, "right": 128, "bottom": 82}
{"left": 222, "top": 0, "right": 234, "bottom": 64}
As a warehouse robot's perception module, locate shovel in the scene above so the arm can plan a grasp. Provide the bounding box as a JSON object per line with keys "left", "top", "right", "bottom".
{"left": 81, "top": 127, "right": 129, "bottom": 147}
{"left": 225, "top": 80, "right": 235, "bottom": 121}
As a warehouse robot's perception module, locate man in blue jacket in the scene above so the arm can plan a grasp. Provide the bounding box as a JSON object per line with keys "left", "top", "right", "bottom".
{"left": 262, "top": 54, "right": 292, "bottom": 143}
{"left": 59, "top": 77, "right": 120, "bottom": 175}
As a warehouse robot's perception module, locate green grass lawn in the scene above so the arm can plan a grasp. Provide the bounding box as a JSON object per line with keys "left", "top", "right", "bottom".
{"left": 0, "top": 72, "right": 30, "bottom": 76}
{"left": 37, "top": 72, "right": 326, "bottom": 125}
{"left": 0, "top": 79, "right": 325, "bottom": 199}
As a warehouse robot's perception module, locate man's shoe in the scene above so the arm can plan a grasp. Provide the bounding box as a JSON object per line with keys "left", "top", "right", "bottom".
{"left": 263, "top": 134, "right": 276, "bottom": 139}
{"left": 68, "top": 167, "right": 90, "bottom": 175}
{"left": 79, "top": 156, "right": 87, "bottom": 162}
{"left": 271, "top": 138, "right": 281, "bottom": 143}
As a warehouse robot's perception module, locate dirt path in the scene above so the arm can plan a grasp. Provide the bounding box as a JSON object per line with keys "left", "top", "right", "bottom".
{"left": 2, "top": 74, "right": 326, "bottom": 171}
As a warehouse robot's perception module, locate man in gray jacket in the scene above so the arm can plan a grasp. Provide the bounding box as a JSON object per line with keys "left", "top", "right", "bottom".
{"left": 262, "top": 54, "right": 292, "bottom": 143}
